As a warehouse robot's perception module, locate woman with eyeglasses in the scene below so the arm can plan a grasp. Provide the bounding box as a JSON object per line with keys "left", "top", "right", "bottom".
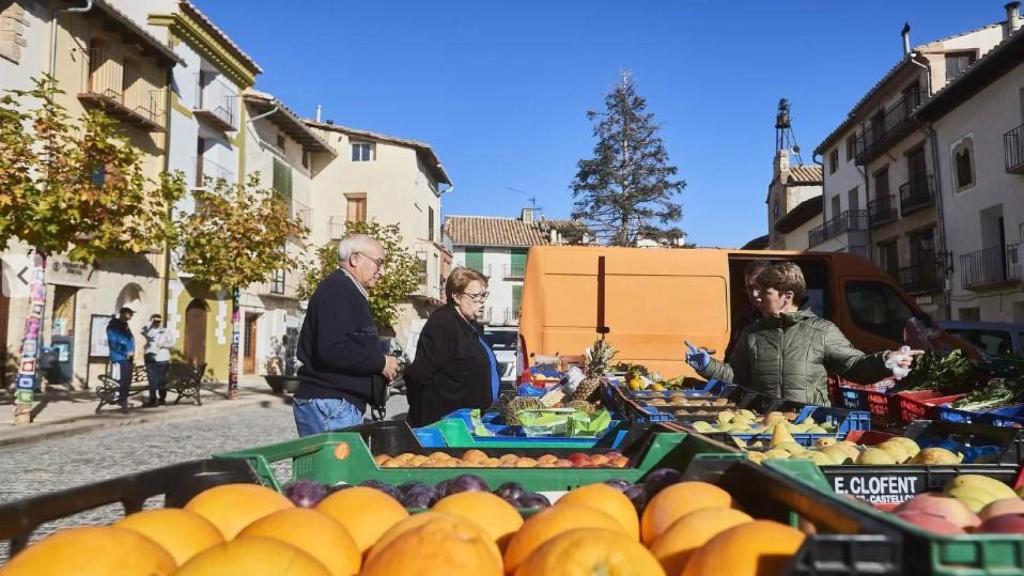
{"left": 405, "top": 266, "right": 502, "bottom": 426}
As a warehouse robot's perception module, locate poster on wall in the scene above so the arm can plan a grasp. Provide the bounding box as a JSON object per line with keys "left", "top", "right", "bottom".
{"left": 89, "top": 314, "right": 112, "bottom": 358}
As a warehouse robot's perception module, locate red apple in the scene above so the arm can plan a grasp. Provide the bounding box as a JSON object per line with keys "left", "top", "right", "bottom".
{"left": 980, "top": 498, "right": 1024, "bottom": 522}
{"left": 567, "top": 453, "right": 591, "bottom": 467}
{"left": 894, "top": 511, "right": 966, "bottom": 535}
{"left": 896, "top": 493, "right": 980, "bottom": 530}
{"left": 978, "top": 513, "right": 1024, "bottom": 534}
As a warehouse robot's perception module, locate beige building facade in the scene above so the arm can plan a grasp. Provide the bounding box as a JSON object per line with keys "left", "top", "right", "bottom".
{"left": 1, "top": 0, "right": 180, "bottom": 388}
{"left": 766, "top": 149, "right": 823, "bottom": 250}
{"left": 916, "top": 13, "right": 1024, "bottom": 323}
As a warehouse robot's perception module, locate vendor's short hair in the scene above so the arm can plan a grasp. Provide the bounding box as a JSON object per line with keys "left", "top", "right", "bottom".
{"left": 744, "top": 259, "right": 772, "bottom": 280}
{"left": 445, "top": 267, "right": 488, "bottom": 305}
{"left": 756, "top": 262, "right": 806, "bottom": 303}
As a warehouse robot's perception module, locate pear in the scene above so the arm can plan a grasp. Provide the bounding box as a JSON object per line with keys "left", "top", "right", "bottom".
{"left": 691, "top": 421, "right": 715, "bottom": 434}
{"left": 857, "top": 448, "right": 898, "bottom": 465}
{"left": 746, "top": 451, "right": 766, "bottom": 464}
{"left": 805, "top": 451, "right": 836, "bottom": 466}
{"left": 911, "top": 447, "right": 962, "bottom": 466}
{"left": 737, "top": 409, "right": 757, "bottom": 420}
{"left": 832, "top": 442, "right": 862, "bottom": 461}
{"left": 774, "top": 441, "right": 808, "bottom": 455}
{"left": 882, "top": 437, "right": 921, "bottom": 459}
{"left": 765, "top": 412, "right": 787, "bottom": 426}
{"left": 821, "top": 445, "right": 854, "bottom": 464}
{"left": 717, "top": 410, "right": 736, "bottom": 425}
{"left": 806, "top": 426, "right": 828, "bottom": 434}
{"left": 771, "top": 421, "right": 797, "bottom": 447}
{"left": 762, "top": 449, "right": 792, "bottom": 460}
{"left": 815, "top": 437, "right": 837, "bottom": 449}
{"left": 945, "top": 475, "right": 1018, "bottom": 501}
{"left": 876, "top": 440, "right": 912, "bottom": 464}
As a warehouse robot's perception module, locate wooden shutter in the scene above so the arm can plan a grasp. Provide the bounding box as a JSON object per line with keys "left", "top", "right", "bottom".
{"left": 464, "top": 248, "right": 484, "bottom": 273}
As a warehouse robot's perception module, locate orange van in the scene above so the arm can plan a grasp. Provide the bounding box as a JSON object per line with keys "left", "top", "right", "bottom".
{"left": 517, "top": 246, "right": 970, "bottom": 379}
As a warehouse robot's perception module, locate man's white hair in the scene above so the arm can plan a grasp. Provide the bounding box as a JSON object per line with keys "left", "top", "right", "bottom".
{"left": 338, "top": 234, "right": 381, "bottom": 261}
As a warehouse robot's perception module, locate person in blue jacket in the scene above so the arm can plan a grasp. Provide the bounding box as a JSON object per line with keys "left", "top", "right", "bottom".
{"left": 106, "top": 307, "right": 136, "bottom": 409}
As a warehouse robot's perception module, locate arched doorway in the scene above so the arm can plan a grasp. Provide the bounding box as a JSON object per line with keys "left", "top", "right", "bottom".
{"left": 115, "top": 283, "right": 144, "bottom": 315}
{"left": 184, "top": 299, "right": 208, "bottom": 365}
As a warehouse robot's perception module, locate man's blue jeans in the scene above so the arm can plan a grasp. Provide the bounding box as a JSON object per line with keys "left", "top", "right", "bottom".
{"left": 293, "top": 398, "right": 364, "bottom": 436}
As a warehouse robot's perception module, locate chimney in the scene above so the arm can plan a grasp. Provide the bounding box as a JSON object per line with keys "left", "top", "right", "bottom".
{"left": 901, "top": 22, "right": 912, "bottom": 56}
{"left": 315, "top": 104, "right": 323, "bottom": 123}
{"left": 1007, "top": 2, "right": 1022, "bottom": 38}
{"left": 774, "top": 148, "right": 790, "bottom": 179}
{"left": 521, "top": 207, "right": 535, "bottom": 224}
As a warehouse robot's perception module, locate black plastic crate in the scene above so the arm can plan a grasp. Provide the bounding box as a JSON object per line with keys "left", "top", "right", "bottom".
{"left": 0, "top": 458, "right": 258, "bottom": 558}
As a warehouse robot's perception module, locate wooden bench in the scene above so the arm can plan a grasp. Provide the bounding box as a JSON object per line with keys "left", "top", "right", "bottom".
{"left": 95, "top": 362, "right": 207, "bottom": 411}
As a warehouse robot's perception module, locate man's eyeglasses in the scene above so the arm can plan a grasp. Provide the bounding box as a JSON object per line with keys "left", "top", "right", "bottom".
{"left": 461, "top": 291, "right": 489, "bottom": 303}
{"left": 355, "top": 251, "right": 385, "bottom": 272}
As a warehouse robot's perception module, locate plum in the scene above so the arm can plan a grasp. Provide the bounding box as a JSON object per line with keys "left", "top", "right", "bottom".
{"left": 359, "top": 479, "right": 402, "bottom": 501}
{"left": 401, "top": 485, "right": 440, "bottom": 508}
{"left": 517, "top": 492, "right": 551, "bottom": 510}
{"left": 603, "top": 479, "right": 633, "bottom": 492}
{"left": 494, "top": 482, "right": 527, "bottom": 503}
{"left": 624, "top": 484, "right": 648, "bottom": 514}
{"left": 438, "top": 474, "right": 490, "bottom": 497}
{"left": 398, "top": 481, "right": 428, "bottom": 495}
{"left": 284, "top": 480, "right": 328, "bottom": 508}
{"left": 643, "top": 468, "right": 682, "bottom": 496}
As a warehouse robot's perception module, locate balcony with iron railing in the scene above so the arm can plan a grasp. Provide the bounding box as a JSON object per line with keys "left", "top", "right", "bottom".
{"left": 194, "top": 72, "right": 238, "bottom": 132}
{"left": 291, "top": 198, "right": 313, "bottom": 227}
{"left": 808, "top": 210, "right": 869, "bottom": 247}
{"left": 960, "top": 244, "right": 1021, "bottom": 290}
{"left": 79, "top": 48, "right": 166, "bottom": 132}
{"left": 192, "top": 156, "right": 235, "bottom": 189}
{"left": 1005, "top": 123, "right": 1024, "bottom": 174}
{"left": 867, "top": 195, "right": 898, "bottom": 228}
{"left": 855, "top": 87, "right": 922, "bottom": 164}
{"left": 898, "top": 259, "right": 941, "bottom": 295}
{"left": 898, "top": 175, "right": 935, "bottom": 216}
{"left": 327, "top": 216, "right": 346, "bottom": 241}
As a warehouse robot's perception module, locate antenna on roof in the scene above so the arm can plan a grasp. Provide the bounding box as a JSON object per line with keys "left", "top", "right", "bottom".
{"left": 506, "top": 187, "right": 543, "bottom": 213}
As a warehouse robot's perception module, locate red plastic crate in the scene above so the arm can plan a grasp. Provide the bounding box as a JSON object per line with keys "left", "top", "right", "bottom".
{"left": 894, "top": 390, "right": 967, "bottom": 424}
{"left": 863, "top": 389, "right": 898, "bottom": 424}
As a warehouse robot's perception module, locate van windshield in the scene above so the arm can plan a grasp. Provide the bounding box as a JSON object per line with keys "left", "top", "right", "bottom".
{"left": 946, "top": 329, "right": 1014, "bottom": 358}
{"left": 483, "top": 330, "right": 518, "bottom": 350}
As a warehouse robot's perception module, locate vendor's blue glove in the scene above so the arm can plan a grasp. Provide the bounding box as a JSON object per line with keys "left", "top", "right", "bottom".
{"left": 684, "top": 340, "right": 711, "bottom": 371}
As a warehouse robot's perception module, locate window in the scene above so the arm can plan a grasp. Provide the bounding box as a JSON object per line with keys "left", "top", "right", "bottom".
{"left": 830, "top": 195, "right": 841, "bottom": 221}
{"left": 271, "top": 269, "right": 286, "bottom": 295}
{"left": 845, "top": 135, "right": 857, "bottom": 162}
{"left": 845, "top": 281, "right": 914, "bottom": 342}
{"left": 953, "top": 138, "right": 975, "bottom": 191}
{"left": 958, "top": 307, "right": 981, "bottom": 322}
{"left": 464, "top": 248, "right": 484, "bottom": 273}
{"left": 512, "top": 285, "right": 523, "bottom": 319}
{"left": 946, "top": 328, "right": 1014, "bottom": 358}
{"left": 351, "top": 142, "right": 374, "bottom": 162}
{"left": 848, "top": 186, "right": 860, "bottom": 212}
{"left": 873, "top": 166, "right": 890, "bottom": 198}
{"left": 829, "top": 148, "right": 839, "bottom": 174}
{"left": 428, "top": 206, "right": 435, "bottom": 241}
{"left": 272, "top": 157, "right": 292, "bottom": 202}
{"left": 945, "top": 52, "right": 977, "bottom": 80}
{"left": 877, "top": 240, "right": 899, "bottom": 279}
{"left": 301, "top": 149, "right": 310, "bottom": 169}
{"left": 346, "top": 195, "right": 366, "bottom": 223}
{"left": 276, "top": 134, "right": 286, "bottom": 151}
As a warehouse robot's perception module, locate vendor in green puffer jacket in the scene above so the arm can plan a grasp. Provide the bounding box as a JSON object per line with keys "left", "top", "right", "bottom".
{"left": 685, "top": 262, "right": 921, "bottom": 405}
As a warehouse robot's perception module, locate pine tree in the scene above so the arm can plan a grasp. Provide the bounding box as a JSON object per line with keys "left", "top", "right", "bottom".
{"left": 570, "top": 71, "right": 685, "bottom": 246}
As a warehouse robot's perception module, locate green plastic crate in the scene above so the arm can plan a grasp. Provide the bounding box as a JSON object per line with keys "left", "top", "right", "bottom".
{"left": 215, "top": 428, "right": 742, "bottom": 492}
{"left": 768, "top": 459, "right": 1024, "bottom": 576}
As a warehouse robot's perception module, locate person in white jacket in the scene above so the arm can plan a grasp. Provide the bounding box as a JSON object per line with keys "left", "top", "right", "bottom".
{"left": 141, "top": 314, "right": 174, "bottom": 406}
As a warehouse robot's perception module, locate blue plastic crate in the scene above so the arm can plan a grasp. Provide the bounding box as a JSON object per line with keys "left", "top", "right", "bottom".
{"left": 838, "top": 387, "right": 868, "bottom": 411}
{"left": 980, "top": 404, "right": 1024, "bottom": 428}
{"left": 935, "top": 404, "right": 988, "bottom": 425}
{"left": 412, "top": 409, "right": 627, "bottom": 449}
{"left": 706, "top": 405, "right": 872, "bottom": 448}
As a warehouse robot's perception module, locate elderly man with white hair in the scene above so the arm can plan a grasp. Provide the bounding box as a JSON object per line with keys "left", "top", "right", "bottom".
{"left": 293, "top": 234, "right": 400, "bottom": 436}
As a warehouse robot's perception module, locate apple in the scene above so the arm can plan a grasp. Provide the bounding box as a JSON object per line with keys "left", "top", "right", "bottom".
{"left": 980, "top": 498, "right": 1024, "bottom": 522}
{"left": 896, "top": 493, "right": 980, "bottom": 529}
{"left": 567, "top": 453, "right": 591, "bottom": 467}
{"left": 590, "top": 454, "right": 611, "bottom": 466}
{"left": 978, "top": 513, "right": 1024, "bottom": 534}
{"left": 894, "top": 511, "right": 966, "bottom": 535}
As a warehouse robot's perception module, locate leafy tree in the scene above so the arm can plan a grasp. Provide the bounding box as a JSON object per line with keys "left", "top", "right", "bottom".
{"left": 0, "top": 77, "right": 184, "bottom": 424}
{"left": 297, "top": 220, "right": 421, "bottom": 329}
{"left": 570, "top": 71, "right": 685, "bottom": 246}
{"left": 175, "top": 174, "right": 305, "bottom": 396}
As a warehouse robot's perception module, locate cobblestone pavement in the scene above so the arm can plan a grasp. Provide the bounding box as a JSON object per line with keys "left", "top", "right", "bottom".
{"left": 1, "top": 393, "right": 410, "bottom": 560}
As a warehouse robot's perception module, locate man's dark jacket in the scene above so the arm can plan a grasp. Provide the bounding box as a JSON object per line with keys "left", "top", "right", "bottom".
{"left": 295, "top": 270, "right": 384, "bottom": 411}
{"left": 405, "top": 305, "right": 498, "bottom": 427}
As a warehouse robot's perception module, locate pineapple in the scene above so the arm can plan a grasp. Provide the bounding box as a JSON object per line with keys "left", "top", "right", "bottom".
{"left": 501, "top": 395, "right": 544, "bottom": 425}
{"left": 571, "top": 337, "right": 616, "bottom": 402}
{"left": 566, "top": 400, "right": 596, "bottom": 415}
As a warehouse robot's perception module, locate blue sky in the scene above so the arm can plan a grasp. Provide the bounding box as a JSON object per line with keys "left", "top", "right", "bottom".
{"left": 195, "top": 1, "right": 1003, "bottom": 247}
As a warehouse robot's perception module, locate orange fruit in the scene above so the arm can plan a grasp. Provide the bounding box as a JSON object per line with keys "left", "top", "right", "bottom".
{"left": 316, "top": 486, "right": 409, "bottom": 553}
{"left": 504, "top": 503, "right": 627, "bottom": 575}
{"left": 640, "top": 481, "right": 734, "bottom": 545}
{"left": 433, "top": 491, "right": 524, "bottom": 550}
{"left": 184, "top": 483, "right": 293, "bottom": 539}
{"left": 175, "top": 536, "right": 330, "bottom": 576}
{"left": 513, "top": 528, "right": 665, "bottom": 576}
{"left": 649, "top": 508, "right": 753, "bottom": 575}
{"left": 238, "top": 508, "right": 361, "bottom": 576}
{"left": 681, "top": 520, "right": 806, "bottom": 576}
{"left": 361, "top": 513, "right": 503, "bottom": 576}
{"left": 115, "top": 508, "right": 224, "bottom": 565}
{"left": 1, "top": 526, "right": 176, "bottom": 575}
{"left": 367, "top": 512, "right": 499, "bottom": 564}
{"left": 557, "top": 483, "right": 640, "bottom": 540}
